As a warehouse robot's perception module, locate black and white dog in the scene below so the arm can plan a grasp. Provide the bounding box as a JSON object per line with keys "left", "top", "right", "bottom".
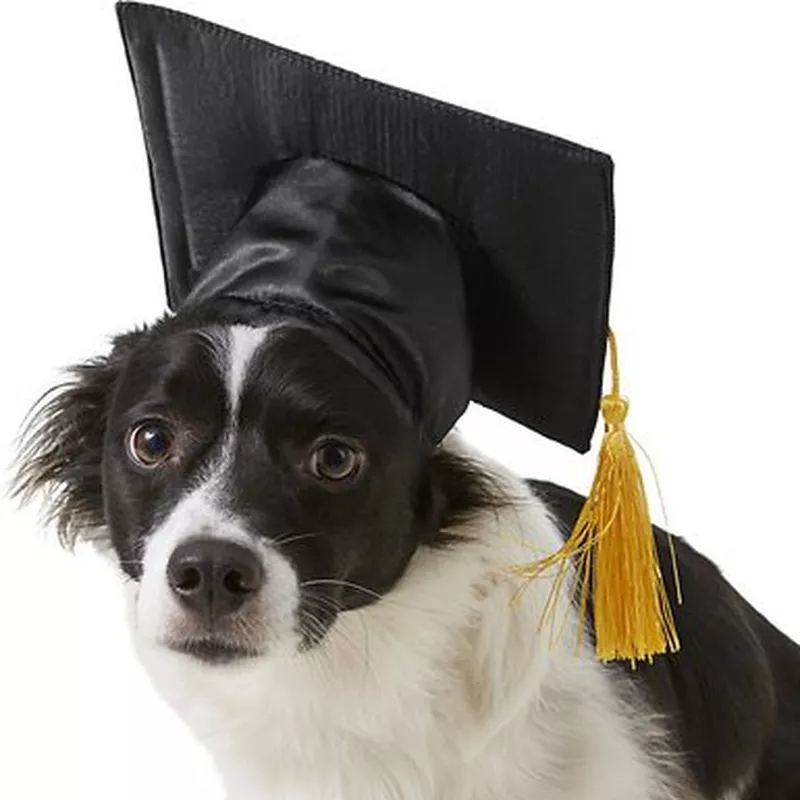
{"left": 14, "top": 305, "right": 800, "bottom": 799}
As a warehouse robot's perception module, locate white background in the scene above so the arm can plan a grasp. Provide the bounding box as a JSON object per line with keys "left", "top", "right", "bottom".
{"left": 1, "top": 1, "right": 798, "bottom": 798}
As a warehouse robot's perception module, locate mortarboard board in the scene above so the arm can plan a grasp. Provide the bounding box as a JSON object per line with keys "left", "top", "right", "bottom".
{"left": 116, "top": 1, "right": 614, "bottom": 454}
{"left": 116, "top": 2, "right": 679, "bottom": 664}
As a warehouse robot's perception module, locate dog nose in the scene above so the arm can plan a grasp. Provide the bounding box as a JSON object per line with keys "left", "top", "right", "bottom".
{"left": 166, "top": 538, "right": 264, "bottom": 621}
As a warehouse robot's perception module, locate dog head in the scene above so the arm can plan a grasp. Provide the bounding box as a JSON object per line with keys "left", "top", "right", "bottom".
{"left": 14, "top": 305, "right": 492, "bottom": 666}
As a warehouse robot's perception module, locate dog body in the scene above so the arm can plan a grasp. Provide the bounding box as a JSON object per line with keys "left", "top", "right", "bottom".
{"left": 132, "top": 439, "right": 683, "bottom": 800}
{"left": 16, "top": 310, "right": 800, "bottom": 799}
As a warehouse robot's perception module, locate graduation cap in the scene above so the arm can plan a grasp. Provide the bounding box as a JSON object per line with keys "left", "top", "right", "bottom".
{"left": 116, "top": 2, "right": 680, "bottom": 663}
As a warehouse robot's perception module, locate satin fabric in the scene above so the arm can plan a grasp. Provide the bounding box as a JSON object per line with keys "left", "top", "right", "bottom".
{"left": 118, "top": 2, "right": 614, "bottom": 452}
{"left": 186, "top": 158, "right": 471, "bottom": 442}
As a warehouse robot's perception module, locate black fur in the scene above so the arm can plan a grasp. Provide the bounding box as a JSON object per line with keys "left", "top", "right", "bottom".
{"left": 530, "top": 480, "right": 800, "bottom": 800}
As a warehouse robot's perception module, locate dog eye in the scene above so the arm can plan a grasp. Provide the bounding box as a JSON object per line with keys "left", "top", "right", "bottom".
{"left": 308, "top": 439, "right": 364, "bottom": 482}
{"left": 127, "top": 422, "right": 174, "bottom": 468}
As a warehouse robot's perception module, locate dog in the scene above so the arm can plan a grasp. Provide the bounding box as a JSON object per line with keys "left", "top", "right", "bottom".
{"left": 14, "top": 303, "right": 800, "bottom": 800}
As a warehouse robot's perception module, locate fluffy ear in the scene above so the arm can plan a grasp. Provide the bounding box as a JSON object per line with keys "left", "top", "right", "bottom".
{"left": 12, "top": 327, "right": 149, "bottom": 547}
{"left": 417, "top": 442, "right": 506, "bottom": 545}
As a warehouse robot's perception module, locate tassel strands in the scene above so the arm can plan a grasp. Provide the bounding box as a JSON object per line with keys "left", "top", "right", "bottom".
{"left": 511, "top": 331, "right": 681, "bottom": 665}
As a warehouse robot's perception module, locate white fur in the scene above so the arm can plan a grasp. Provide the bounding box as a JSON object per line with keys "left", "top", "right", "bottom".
{"left": 127, "top": 430, "right": 697, "bottom": 800}
{"left": 226, "top": 325, "right": 270, "bottom": 412}
{"left": 719, "top": 778, "right": 752, "bottom": 800}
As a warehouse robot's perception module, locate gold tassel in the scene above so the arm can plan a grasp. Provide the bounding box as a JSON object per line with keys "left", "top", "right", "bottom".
{"left": 511, "top": 330, "right": 681, "bottom": 665}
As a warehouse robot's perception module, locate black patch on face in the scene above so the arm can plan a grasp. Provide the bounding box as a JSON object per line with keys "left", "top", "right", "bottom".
{"left": 102, "top": 326, "right": 227, "bottom": 578}
{"left": 219, "top": 325, "right": 468, "bottom": 645}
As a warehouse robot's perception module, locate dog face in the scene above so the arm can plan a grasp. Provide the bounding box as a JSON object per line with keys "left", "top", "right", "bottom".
{"left": 16, "top": 309, "right": 485, "bottom": 666}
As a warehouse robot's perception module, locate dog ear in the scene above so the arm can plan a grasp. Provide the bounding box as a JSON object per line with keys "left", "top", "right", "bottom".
{"left": 12, "top": 327, "right": 149, "bottom": 547}
{"left": 417, "top": 444, "right": 505, "bottom": 545}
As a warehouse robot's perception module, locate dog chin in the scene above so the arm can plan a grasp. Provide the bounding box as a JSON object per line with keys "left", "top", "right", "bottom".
{"left": 165, "top": 636, "right": 264, "bottom": 665}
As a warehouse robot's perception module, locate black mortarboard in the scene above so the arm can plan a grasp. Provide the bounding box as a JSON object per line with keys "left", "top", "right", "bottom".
{"left": 116, "top": 3, "right": 685, "bottom": 666}
{"left": 116, "top": 1, "right": 614, "bottom": 452}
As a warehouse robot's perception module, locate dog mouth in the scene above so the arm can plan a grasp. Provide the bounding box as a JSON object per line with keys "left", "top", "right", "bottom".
{"left": 169, "top": 636, "right": 262, "bottom": 665}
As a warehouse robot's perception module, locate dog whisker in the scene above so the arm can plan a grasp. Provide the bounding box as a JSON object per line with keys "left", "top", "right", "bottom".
{"left": 299, "top": 578, "right": 428, "bottom": 613}
{"left": 299, "top": 578, "right": 385, "bottom": 600}
{"left": 301, "top": 593, "right": 377, "bottom": 683}
{"left": 300, "top": 606, "right": 377, "bottom": 690}
{"left": 272, "top": 531, "right": 323, "bottom": 549}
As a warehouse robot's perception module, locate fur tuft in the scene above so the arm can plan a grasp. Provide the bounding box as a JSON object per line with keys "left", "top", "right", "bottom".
{"left": 11, "top": 328, "right": 147, "bottom": 546}
{"left": 427, "top": 446, "right": 511, "bottom": 543}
